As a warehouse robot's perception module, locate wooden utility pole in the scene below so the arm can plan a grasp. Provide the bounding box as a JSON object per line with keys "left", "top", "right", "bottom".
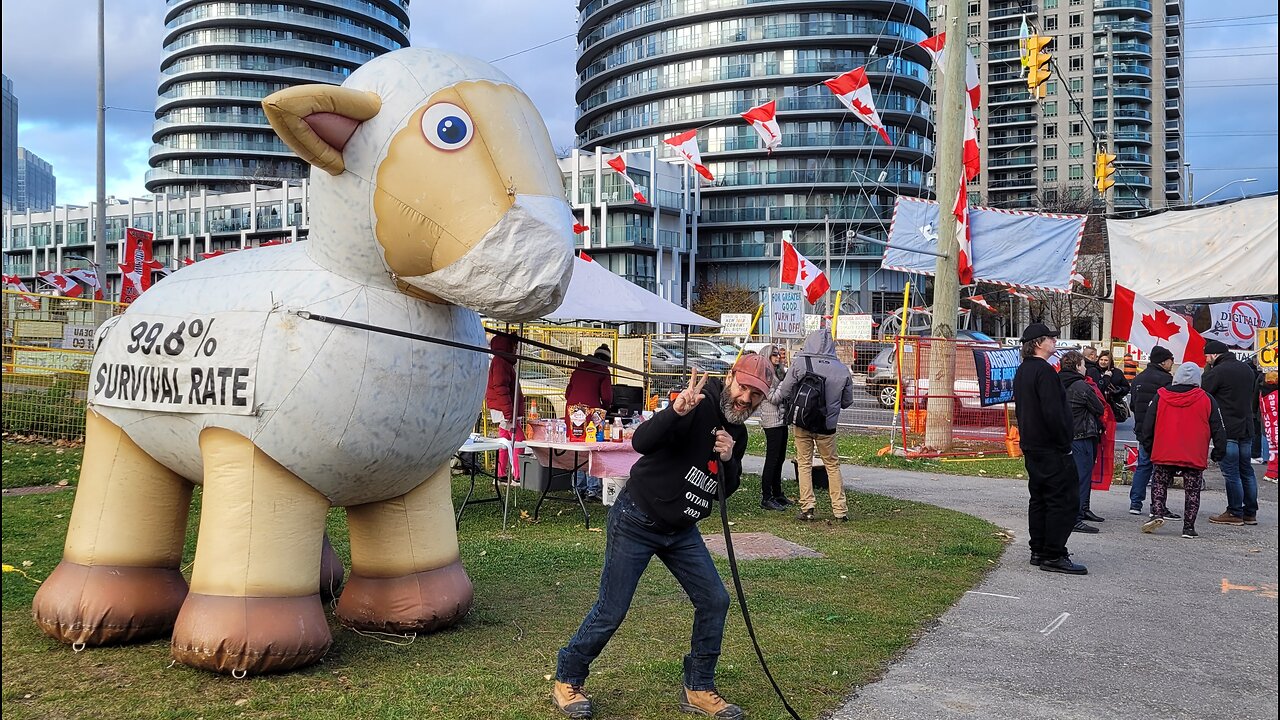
{"left": 923, "top": 11, "right": 967, "bottom": 452}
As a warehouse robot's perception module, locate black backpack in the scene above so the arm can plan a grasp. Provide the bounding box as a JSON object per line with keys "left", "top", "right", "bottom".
{"left": 787, "top": 357, "right": 831, "bottom": 433}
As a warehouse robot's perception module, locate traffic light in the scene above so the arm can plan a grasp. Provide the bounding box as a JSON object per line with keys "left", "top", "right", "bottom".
{"left": 1025, "top": 35, "right": 1054, "bottom": 99}
{"left": 1095, "top": 148, "right": 1116, "bottom": 193}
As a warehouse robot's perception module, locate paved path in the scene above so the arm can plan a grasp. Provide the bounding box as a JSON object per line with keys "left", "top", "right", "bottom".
{"left": 740, "top": 455, "right": 1278, "bottom": 720}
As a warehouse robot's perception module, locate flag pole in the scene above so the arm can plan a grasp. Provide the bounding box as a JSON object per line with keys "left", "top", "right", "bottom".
{"left": 923, "top": 11, "right": 966, "bottom": 453}
{"left": 734, "top": 303, "right": 765, "bottom": 366}
{"left": 830, "top": 290, "right": 842, "bottom": 340}
{"left": 886, "top": 281, "right": 912, "bottom": 454}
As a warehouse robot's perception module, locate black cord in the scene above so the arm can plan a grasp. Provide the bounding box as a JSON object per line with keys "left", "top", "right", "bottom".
{"left": 713, "top": 453, "right": 804, "bottom": 720}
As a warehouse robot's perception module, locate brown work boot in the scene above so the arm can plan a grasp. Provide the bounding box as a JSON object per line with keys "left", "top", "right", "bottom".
{"left": 679, "top": 686, "right": 744, "bottom": 719}
{"left": 1243, "top": 515, "right": 1258, "bottom": 525}
{"left": 1209, "top": 511, "right": 1244, "bottom": 526}
{"left": 552, "top": 680, "right": 593, "bottom": 719}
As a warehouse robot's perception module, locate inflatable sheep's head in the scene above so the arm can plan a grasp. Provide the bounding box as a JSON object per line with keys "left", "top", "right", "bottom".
{"left": 262, "top": 48, "right": 573, "bottom": 321}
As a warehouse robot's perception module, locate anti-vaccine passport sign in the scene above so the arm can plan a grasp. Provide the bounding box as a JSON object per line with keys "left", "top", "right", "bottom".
{"left": 90, "top": 311, "right": 264, "bottom": 415}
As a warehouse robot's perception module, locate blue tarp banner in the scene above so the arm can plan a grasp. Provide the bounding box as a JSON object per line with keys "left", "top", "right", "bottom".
{"left": 882, "top": 197, "right": 1086, "bottom": 292}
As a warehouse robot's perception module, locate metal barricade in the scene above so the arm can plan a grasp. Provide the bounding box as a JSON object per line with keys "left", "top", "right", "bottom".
{"left": 895, "top": 336, "right": 1015, "bottom": 458}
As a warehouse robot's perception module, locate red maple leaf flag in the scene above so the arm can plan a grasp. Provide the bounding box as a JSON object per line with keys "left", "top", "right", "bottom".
{"left": 572, "top": 222, "right": 590, "bottom": 234}
{"left": 823, "top": 67, "right": 893, "bottom": 145}
{"left": 740, "top": 99, "right": 782, "bottom": 152}
{"left": 663, "top": 129, "right": 714, "bottom": 181}
{"left": 780, "top": 237, "right": 830, "bottom": 304}
{"left": 1112, "top": 284, "right": 1206, "bottom": 364}
{"left": 605, "top": 155, "right": 648, "bottom": 203}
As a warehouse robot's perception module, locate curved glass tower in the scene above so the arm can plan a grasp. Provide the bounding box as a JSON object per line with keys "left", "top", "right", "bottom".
{"left": 575, "top": 0, "right": 934, "bottom": 311}
{"left": 147, "top": 0, "right": 410, "bottom": 194}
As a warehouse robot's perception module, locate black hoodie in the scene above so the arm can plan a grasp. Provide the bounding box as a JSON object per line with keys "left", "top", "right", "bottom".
{"left": 1203, "top": 353, "right": 1258, "bottom": 439}
{"left": 626, "top": 377, "right": 745, "bottom": 533}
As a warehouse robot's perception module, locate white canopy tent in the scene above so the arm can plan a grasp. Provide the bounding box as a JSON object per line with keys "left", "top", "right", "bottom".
{"left": 1107, "top": 194, "right": 1278, "bottom": 302}
{"left": 541, "top": 256, "right": 718, "bottom": 327}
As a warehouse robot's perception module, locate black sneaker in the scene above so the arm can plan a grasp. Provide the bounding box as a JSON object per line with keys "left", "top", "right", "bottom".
{"left": 1082, "top": 509, "right": 1105, "bottom": 523}
{"left": 760, "top": 498, "right": 785, "bottom": 511}
{"left": 1072, "top": 521, "right": 1100, "bottom": 534}
{"left": 1181, "top": 527, "right": 1199, "bottom": 539}
{"left": 1039, "top": 555, "right": 1088, "bottom": 575}
{"left": 775, "top": 496, "right": 795, "bottom": 507}
{"left": 1159, "top": 510, "right": 1182, "bottom": 520}
{"left": 1141, "top": 516, "right": 1164, "bottom": 534}
{"left": 1129, "top": 506, "right": 1143, "bottom": 515}
{"left": 1030, "top": 553, "right": 1045, "bottom": 566}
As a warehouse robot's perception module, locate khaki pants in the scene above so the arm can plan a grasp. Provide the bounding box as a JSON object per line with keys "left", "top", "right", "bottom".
{"left": 794, "top": 427, "right": 846, "bottom": 518}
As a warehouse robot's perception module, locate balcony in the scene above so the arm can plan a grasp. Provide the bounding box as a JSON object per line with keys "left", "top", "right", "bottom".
{"left": 1166, "top": 37, "right": 1180, "bottom": 52}
{"left": 1093, "top": 20, "right": 1152, "bottom": 36}
{"left": 1165, "top": 57, "right": 1181, "bottom": 76}
{"left": 1116, "top": 173, "right": 1152, "bottom": 188}
{"left": 1093, "top": 0, "right": 1153, "bottom": 14}
{"left": 988, "top": 176, "right": 1038, "bottom": 190}
{"left": 1165, "top": 182, "right": 1181, "bottom": 193}
{"left": 1165, "top": 99, "right": 1180, "bottom": 114}
{"left": 1094, "top": 41, "right": 1152, "bottom": 56}
{"left": 1094, "top": 108, "right": 1153, "bottom": 122}
{"left": 1094, "top": 85, "right": 1152, "bottom": 100}
{"left": 988, "top": 155, "right": 1038, "bottom": 168}
{"left": 989, "top": 90, "right": 1034, "bottom": 105}
{"left": 990, "top": 133, "right": 1037, "bottom": 147}
{"left": 988, "top": 111, "right": 1038, "bottom": 125}
{"left": 988, "top": 49, "right": 1024, "bottom": 62}
{"left": 1165, "top": 78, "right": 1181, "bottom": 96}
{"left": 1164, "top": 161, "right": 1181, "bottom": 173}
{"left": 1116, "top": 152, "right": 1152, "bottom": 165}
{"left": 1094, "top": 63, "right": 1152, "bottom": 78}
{"left": 1165, "top": 141, "right": 1181, "bottom": 155}
{"left": 990, "top": 4, "right": 1037, "bottom": 19}
{"left": 1114, "top": 130, "right": 1153, "bottom": 144}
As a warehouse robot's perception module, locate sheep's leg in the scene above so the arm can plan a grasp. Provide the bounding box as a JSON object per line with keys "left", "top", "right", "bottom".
{"left": 169, "top": 427, "right": 331, "bottom": 675}
{"left": 33, "top": 409, "right": 192, "bottom": 646}
{"left": 337, "top": 464, "right": 473, "bottom": 633}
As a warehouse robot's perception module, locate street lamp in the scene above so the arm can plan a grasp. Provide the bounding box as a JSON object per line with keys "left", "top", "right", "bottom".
{"left": 1195, "top": 178, "right": 1258, "bottom": 205}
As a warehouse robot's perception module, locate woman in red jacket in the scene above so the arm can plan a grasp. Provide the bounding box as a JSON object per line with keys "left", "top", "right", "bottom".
{"left": 1138, "top": 363, "right": 1227, "bottom": 538}
{"left": 486, "top": 334, "right": 522, "bottom": 483}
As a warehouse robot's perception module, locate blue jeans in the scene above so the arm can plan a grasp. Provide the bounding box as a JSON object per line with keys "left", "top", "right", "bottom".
{"left": 1220, "top": 437, "right": 1259, "bottom": 518}
{"left": 574, "top": 470, "right": 602, "bottom": 498}
{"left": 556, "top": 491, "right": 730, "bottom": 690}
{"left": 1130, "top": 445, "right": 1153, "bottom": 510}
{"left": 1072, "top": 438, "right": 1097, "bottom": 519}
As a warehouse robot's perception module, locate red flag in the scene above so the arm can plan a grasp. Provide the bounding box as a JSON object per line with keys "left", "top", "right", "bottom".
{"left": 967, "top": 294, "right": 994, "bottom": 312}
{"left": 36, "top": 270, "right": 85, "bottom": 298}
{"left": 1112, "top": 284, "right": 1206, "bottom": 365}
{"left": 605, "top": 155, "right": 648, "bottom": 203}
{"left": 573, "top": 222, "right": 591, "bottom": 234}
{"left": 741, "top": 100, "right": 782, "bottom": 152}
{"left": 822, "top": 68, "right": 892, "bottom": 145}
{"left": 780, "top": 238, "right": 830, "bottom": 304}
{"left": 917, "top": 33, "right": 982, "bottom": 109}
{"left": 663, "top": 129, "right": 714, "bottom": 181}
{"left": 65, "top": 268, "right": 105, "bottom": 301}
{"left": 2, "top": 274, "right": 42, "bottom": 308}
{"left": 119, "top": 228, "right": 163, "bottom": 304}
{"left": 579, "top": 251, "right": 594, "bottom": 262}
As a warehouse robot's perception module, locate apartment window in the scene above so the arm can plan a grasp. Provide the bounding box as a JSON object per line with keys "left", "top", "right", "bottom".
{"left": 1045, "top": 81, "right": 1058, "bottom": 96}
{"left": 1045, "top": 15, "right": 1058, "bottom": 30}
{"left": 1069, "top": 56, "right": 1084, "bottom": 71}
{"left": 1070, "top": 99, "right": 1082, "bottom": 113}
{"left": 968, "top": 2, "right": 980, "bottom": 16}
{"left": 1070, "top": 0, "right": 1082, "bottom": 5}
{"left": 1069, "top": 142, "right": 1084, "bottom": 158}
{"left": 1044, "top": 167, "right": 1059, "bottom": 182}
{"left": 969, "top": 22, "right": 980, "bottom": 37}
{"left": 1045, "top": 189, "right": 1060, "bottom": 203}
{"left": 1069, "top": 13, "right": 1082, "bottom": 27}
{"left": 1070, "top": 77, "right": 1083, "bottom": 93}
{"left": 1069, "top": 164, "right": 1084, "bottom": 180}
{"left": 1070, "top": 121, "right": 1083, "bottom": 136}
{"left": 1044, "top": 123, "right": 1058, "bottom": 139}
{"left": 1044, "top": 145, "right": 1058, "bottom": 160}
{"left": 1044, "top": 101, "right": 1058, "bottom": 117}
{"left": 1044, "top": 0, "right": 1058, "bottom": 7}
{"left": 1070, "top": 34, "right": 1083, "bottom": 49}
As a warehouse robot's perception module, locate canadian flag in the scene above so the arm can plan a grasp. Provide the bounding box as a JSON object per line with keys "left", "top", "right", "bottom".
{"left": 967, "top": 294, "right": 995, "bottom": 312}
{"left": 823, "top": 67, "right": 892, "bottom": 145}
{"left": 606, "top": 155, "right": 648, "bottom": 203}
{"left": 2, "top": 274, "right": 42, "bottom": 308}
{"left": 780, "top": 237, "right": 830, "bottom": 305}
{"left": 579, "top": 251, "right": 594, "bottom": 262}
{"left": 36, "top": 270, "right": 84, "bottom": 298}
{"left": 741, "top": 99, "right": 782, "bottom": 152}
{"left": 572, "top": 222, "right": 591, "bottom": 234}
{"left": 663, "top": 129, "right": 714, "bottom": 181}
{"left": 1112, "top": 284, "right": 1206, "bottom": 365}
{"left": 917, "top": 33, "right": 982, "bottom": 109}
{"left": 1070, "top": 271, "right": 1093, "bottom": 289}
{"left": 65, "top": 268, "right": 104, "bottom": 300}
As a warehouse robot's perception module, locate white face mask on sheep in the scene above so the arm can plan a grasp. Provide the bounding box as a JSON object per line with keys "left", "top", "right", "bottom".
{"left": 262, "top": 49, "right": 574, "bottom": 321}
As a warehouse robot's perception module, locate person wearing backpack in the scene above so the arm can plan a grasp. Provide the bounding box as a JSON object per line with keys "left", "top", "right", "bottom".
{"left": 776, "top": 328, "right": 855, "bottom": 522}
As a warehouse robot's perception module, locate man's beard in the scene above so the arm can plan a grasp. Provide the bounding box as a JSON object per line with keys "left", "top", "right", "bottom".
{"left": 720, "top": 390, "right": 753, "bottom": 425}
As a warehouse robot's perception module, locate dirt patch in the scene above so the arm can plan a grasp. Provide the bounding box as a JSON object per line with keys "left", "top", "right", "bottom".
{"left": 2, "top": 485, "right": 71, "bottom": 496}
{"left": 702, "top": 532, "right": 825, "bottom": 560}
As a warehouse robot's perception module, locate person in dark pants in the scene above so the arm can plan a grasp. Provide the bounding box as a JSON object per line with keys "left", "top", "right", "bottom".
{"left": 755, "top": 345, "right": 792, "bottom": 510}
{"left": 1127, "top": 346, "right": 1175, "bottom": 514}
{"left": 1013, "top": 323, "right": 1088, "bottom": 575}
{"left": 1061, "top": 351, "right": 1106, "bottom": 533}
{"left": 551, "top": 356, "right": 771, "bottom": 720}
{"left": 1203, "top": 340, "right": 1261, "bottom": 526}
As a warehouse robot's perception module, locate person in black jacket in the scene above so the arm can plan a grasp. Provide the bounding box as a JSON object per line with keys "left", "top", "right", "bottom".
{"left": 1061, "top": 351, "right": 1106, "bottom": 532}
{"left": 1097, "top": 351, "right": 1131, "bottom": 405}
{"left": 1202, "top": 340, "right": 1261, "bottom": 526}
{"left": 1013, "top": 323, "right": 1088, "bottom": 575}
{"left": 552, "top": 357, "right": 770, "bottom": 720}
{"left": 1127, "top": 346, "right": 1175, "bottom": 514}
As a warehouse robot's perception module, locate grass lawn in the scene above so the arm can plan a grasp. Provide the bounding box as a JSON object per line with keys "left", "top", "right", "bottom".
{"left": 1, "top": 443, "right": 84, "bottom": 489}
{"left": 1, "top": 449, "right": 1005, "bottom": 720}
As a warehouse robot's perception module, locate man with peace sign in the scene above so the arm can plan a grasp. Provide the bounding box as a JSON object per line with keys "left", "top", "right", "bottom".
{"left": 552, "top": 355, "right": 773, "bottom": 720}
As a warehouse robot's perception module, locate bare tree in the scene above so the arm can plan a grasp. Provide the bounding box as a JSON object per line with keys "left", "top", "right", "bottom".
{"left": 690, "top": 281, "right": 758, "bottom": 320}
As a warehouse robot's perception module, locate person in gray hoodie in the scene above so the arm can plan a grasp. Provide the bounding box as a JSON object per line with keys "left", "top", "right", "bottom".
{"left": 776, "top": 329, "right": 855, "bottom": 521}
{"left": 755, "top": 345, "right": 793, "bottom": 510}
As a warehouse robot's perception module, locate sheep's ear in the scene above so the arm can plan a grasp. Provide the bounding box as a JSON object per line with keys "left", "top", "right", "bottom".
{"left": 262, "top": 85, "right": 382, "bottom": 176}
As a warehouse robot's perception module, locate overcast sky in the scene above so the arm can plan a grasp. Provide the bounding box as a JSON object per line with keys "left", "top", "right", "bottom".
{"left": 1, "top": 1, "right": 1275, "bottom": 207}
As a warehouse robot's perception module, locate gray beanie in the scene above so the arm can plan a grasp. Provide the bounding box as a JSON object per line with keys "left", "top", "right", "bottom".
{"left": 593, "top": 343, "right": 611, "bottom": 362}
{"left": 1172, "top": 363, "right": 1202, "bottom": 386}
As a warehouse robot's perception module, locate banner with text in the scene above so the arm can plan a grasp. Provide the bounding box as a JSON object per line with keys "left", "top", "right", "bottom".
{"left": 90, "top": 311, "right": 264, "bottom": 415}
{"left": 767, "top": 288, "right": 804, "bottom": 338}
{"left": 718, "top": 313, "right": 753, "bottom": 336}
{"left": 836, "top": 314, "right": 875, "bottom": 341}
{"left": 1202, "top": 301, "right": 1274, "bottom": 348}
{"left": 973, "top": 347, "right": 1022, "bottom": 406}
{"left": 1256, "top": 326, "right": 1277, "bottom": 370}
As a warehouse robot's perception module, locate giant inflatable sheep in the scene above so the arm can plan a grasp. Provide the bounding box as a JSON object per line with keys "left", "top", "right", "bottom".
{"left": 31, "top": 48, "right": 574, "bottom": 675}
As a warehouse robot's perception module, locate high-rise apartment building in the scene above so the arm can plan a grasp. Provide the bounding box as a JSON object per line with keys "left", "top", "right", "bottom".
{"left": 15, "top": 147, "right": 56, "bottom": 213}
{"left": 146, "top": 0, "right": 411, "bottom": 194}
{"left": 574, "top": 0, "right": 934, "bottom": 314}
{"left": 961, "top": 0, "right": 1183, "bottom": 212}
{"left": 2, "top": 74, "right": 17, "bottom": 214}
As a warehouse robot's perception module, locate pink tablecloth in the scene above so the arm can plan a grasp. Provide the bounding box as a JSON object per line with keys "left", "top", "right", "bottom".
{"left": 526, "top": 441, "right": 641, "bottom": 478}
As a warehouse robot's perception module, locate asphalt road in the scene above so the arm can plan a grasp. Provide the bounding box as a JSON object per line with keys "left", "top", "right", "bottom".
{"left": 739, "top": 455, "right": 1278, "bottom": 720}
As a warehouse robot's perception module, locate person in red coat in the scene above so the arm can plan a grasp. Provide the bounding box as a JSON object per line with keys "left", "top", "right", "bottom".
{"left": 1138, "top": 363, "right": 1227, "bottom": 538}
{"left": 486, "top": 334, "right": 522, "bottom": 483}
{"left": 565, "top": 344, "right": 614, "bottom": 500}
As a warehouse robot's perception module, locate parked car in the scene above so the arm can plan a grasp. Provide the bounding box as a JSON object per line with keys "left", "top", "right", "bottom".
{"left": 863, "top": 329, "right": 1000, "bottom": 409}
{"left": 651, "top": 341, "right": 731, "bottom": 375}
